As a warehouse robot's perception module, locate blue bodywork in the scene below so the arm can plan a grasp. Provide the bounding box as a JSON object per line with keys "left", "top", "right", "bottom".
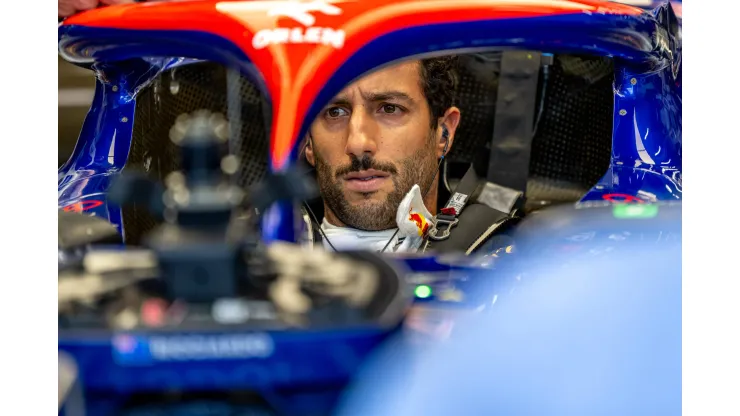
{"left": 58, "top": 1, "right": 681, "bottom": 414}
{"left": 60, "top": 327, "right": 395, "bottom": 414}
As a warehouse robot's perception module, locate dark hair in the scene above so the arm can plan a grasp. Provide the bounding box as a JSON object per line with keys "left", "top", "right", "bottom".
{"left": 419, "top": 55, "right": 459, "bottom": 128}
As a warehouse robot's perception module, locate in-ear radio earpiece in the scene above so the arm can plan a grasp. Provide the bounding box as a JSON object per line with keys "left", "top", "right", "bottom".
{"left": 441, "top": 126, "right": 450, "bottom": 156}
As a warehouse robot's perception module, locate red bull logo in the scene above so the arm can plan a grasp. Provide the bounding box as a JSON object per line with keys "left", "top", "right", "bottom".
{"left": 409, "top": 211, "right": 430, "bottom": 237}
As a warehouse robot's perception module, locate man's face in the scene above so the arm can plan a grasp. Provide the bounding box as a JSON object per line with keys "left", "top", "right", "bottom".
{"left": 306, "top": 61, "right": 459, "bottom": 231}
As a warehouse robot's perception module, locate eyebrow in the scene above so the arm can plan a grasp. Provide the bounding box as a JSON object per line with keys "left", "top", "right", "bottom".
{"left": 329, "top": 90, "right": 416, "bottom": 107}
{"left": 361, "top": 90, "right": 414, "bottom": 104}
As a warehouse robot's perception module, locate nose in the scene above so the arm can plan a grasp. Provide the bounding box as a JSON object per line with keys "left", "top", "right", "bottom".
{"left": 344, "top": 109, "right": 378, "bottom": 159}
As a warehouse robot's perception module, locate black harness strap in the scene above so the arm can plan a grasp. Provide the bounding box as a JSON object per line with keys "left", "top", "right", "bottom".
{"left": 424, "top": 165, "right": 515, "bottom": 254}
{"left": 427, "top": 165, "right": 479, "bottom": 241}
{"left": 483, "top": 50, "right": 542, "bottom": 213}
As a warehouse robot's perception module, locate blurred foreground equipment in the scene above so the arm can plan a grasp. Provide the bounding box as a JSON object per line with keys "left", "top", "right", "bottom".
{"left": 58, "top": 110, "right": 411, "bottom": 415}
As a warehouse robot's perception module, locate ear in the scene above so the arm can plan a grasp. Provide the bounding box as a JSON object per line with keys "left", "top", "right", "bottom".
{"left": 436, "top": 107, "right": 461, "bottom": 159}
{"left": 304, "top": 135, "right": 316, "bottom": 167}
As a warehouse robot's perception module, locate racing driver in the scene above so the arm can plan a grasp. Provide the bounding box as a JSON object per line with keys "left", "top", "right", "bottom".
{"left": 301, "top": 57, "right": 463, "bottom": 253}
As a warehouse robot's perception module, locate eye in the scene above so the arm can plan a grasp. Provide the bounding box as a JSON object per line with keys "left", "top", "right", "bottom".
{"left": 325, "top": 107, "right": 349, "bottom": 119}
{"left": 380, "top": 104, "right": 401, "bottom": 114}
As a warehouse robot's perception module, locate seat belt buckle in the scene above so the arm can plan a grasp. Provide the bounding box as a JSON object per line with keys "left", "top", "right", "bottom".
{"left": 426, "top": 167, "right": 476, "bottom": 243}
{"left": 428, "top": 213, "right": 459, "bottom": 241}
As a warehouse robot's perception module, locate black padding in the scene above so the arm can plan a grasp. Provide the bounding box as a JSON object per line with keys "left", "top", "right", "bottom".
{"left": 339, "top": 250, "right": 410, "bottom": 325}
{"left": 427, "top": 203, "right": 511, "bottom": 254}
{"left": 528, "top": 56, "right": 613, "bottom": 196}
{"left": 58, "top": 210, "right": 122, "bottom": 250}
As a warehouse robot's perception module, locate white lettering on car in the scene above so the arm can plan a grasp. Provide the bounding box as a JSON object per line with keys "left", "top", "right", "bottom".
{"left": 252, "top": 26, "right": 345, "bottom": 49}
{"left": 148, "top": 334, "right": 274, "bottom": 360}
{"left": 217, "top": 1, "right": 347, "bottom": 50}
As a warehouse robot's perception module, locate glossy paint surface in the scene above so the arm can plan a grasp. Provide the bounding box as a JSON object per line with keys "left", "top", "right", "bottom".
{"left": 59, "top": 327, "right": 391, "bottom": 388}
{"left": 57, "top": 71, "right": 134, "bottom": 236}
{"left": 58, "top": 58, "right": 200, "bottom": 238}
{"left": 581, "top": 63, "right": 682, "bottom": 204}
{"left": 59, "top": 327, "right": 394, "bottom": 414}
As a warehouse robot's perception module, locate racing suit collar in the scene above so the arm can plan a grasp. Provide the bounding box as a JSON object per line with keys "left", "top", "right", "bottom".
{"left": 320, "top": 220, "right": 399, "bottom": 252}
{"left": 317, "top": 184, "right": 434, "bottom": 253}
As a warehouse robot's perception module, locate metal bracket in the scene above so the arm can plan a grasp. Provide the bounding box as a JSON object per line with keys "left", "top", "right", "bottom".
{"left": 428, "top": 217, "right": 460, "bottom": 241}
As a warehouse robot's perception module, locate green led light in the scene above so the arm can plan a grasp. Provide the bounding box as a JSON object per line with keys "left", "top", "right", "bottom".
{"left": 414, "top": 285, "right": 433, "bottom": 299}
{"left": 613, "top": 204, "right": 659, "bottom": 219}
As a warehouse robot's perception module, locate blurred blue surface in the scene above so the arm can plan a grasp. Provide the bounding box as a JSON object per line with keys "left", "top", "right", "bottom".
{"left": 338, "top": 235, "right": 681, "bottom": 416}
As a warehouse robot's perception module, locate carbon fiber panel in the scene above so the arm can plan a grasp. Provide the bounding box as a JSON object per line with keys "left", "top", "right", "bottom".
{"left": 124, "top": 62, "right": 268, "bottom": 244}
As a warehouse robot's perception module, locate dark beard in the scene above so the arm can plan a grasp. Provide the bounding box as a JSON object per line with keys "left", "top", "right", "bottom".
{"left": 314, "top": 136, "right": 438, "bottom": 231}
